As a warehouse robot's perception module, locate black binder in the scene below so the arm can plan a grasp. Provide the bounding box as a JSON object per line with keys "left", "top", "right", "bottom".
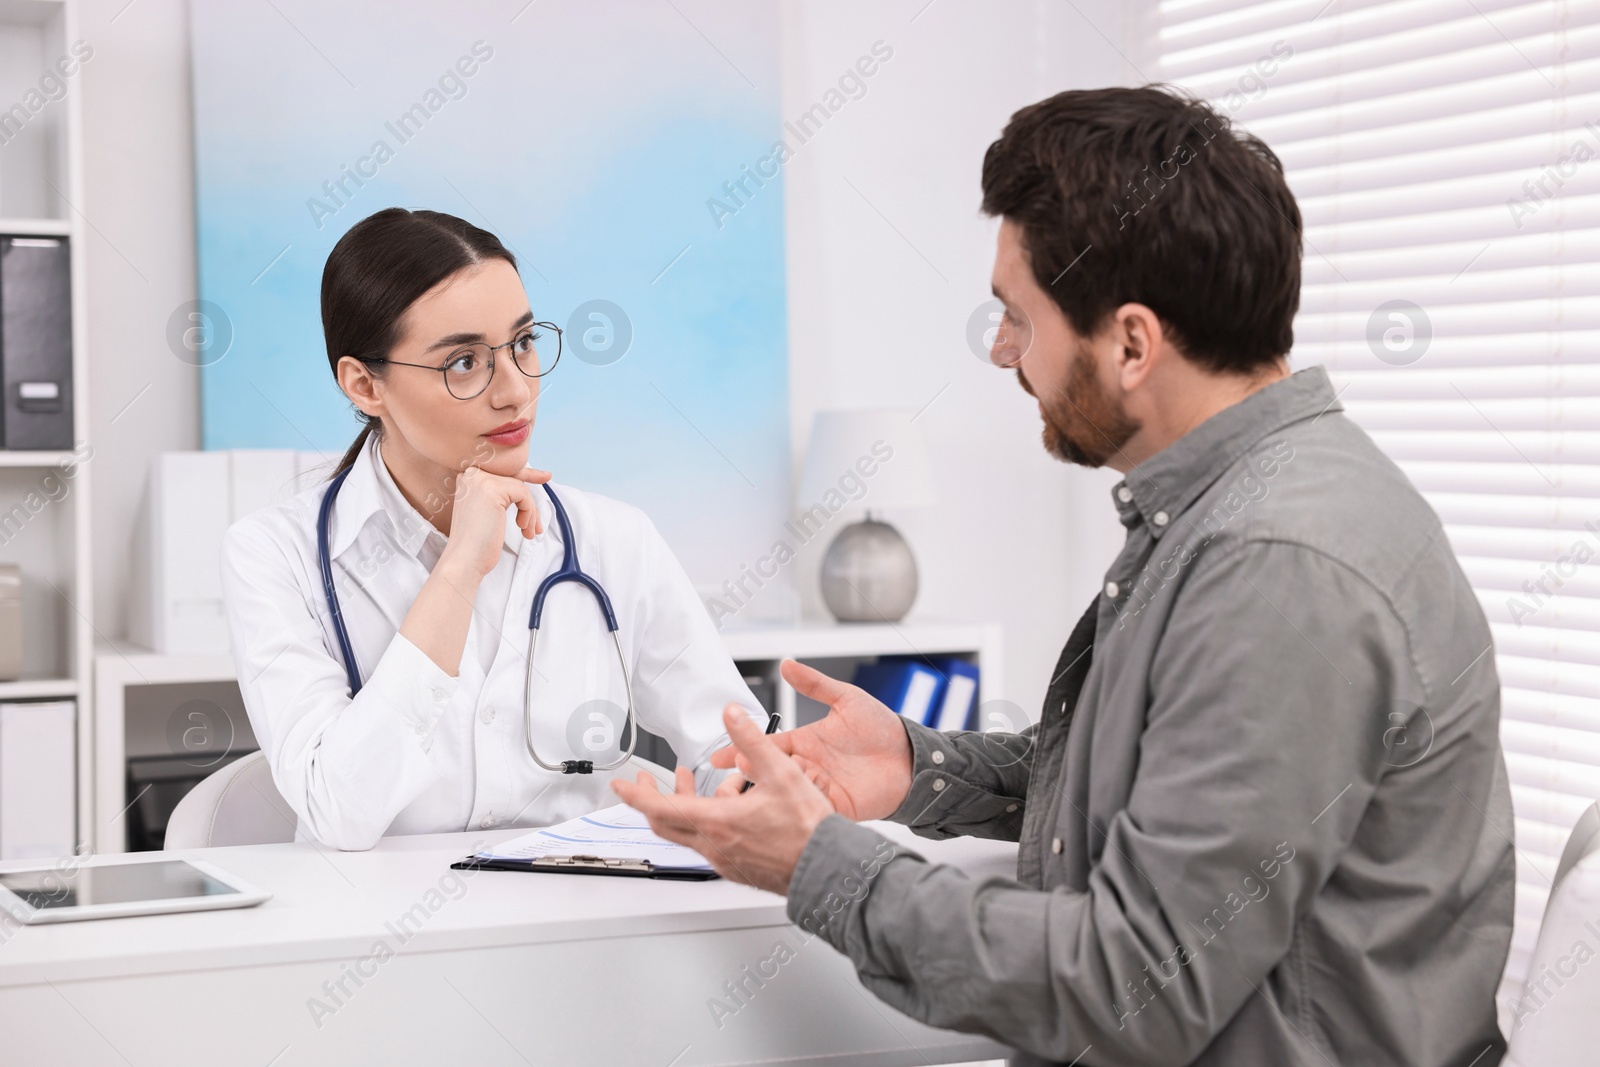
{"left": 0, "top": 235, "right": 74, "bottom": 450}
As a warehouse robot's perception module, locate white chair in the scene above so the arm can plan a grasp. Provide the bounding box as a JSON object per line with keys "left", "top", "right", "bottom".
{"left": 164, "top": 750, "right": 296, "bottom": 849}
{"left": 1504, "top": 801, "right": 1600, "bottom": 1065}
{"left": 164, "top": 749, "right": 679, "bottom": 850}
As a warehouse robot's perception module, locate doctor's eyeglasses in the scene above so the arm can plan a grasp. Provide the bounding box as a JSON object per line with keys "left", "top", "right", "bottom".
{"left": 361, "top": 321, "right": 563, "bottom": 400}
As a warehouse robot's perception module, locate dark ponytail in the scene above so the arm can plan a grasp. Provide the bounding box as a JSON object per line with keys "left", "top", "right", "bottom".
{"left": 322, "top": 208, "right": 518, "bottom": 479}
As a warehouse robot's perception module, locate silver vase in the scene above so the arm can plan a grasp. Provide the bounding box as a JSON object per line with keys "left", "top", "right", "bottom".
{"left": 819, "top": 516, "right": 919, "bottom": 622}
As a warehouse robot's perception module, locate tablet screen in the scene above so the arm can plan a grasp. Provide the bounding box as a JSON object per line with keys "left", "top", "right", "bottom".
{"left": 0, "top": 861, "right": 239, "bottom": 910}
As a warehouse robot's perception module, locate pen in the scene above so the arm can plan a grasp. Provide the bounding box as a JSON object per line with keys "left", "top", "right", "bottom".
{"left": 739, "top": 710, "right": 782, "bottom": 793}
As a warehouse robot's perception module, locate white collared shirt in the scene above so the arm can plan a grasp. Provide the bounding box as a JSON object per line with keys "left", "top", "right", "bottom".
{"left": 220, "top": 432, "right": 760, "bottom": 851}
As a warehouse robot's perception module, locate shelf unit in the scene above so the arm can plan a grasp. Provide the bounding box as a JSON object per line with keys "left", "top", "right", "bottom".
{"left": 0, "top": 0, "right": 93, "bottom": 853}
{"left": 0, "top": 216, "right": 67, "bottom": 237}
{"left": 0, "top": 449, "right": 76, "bottom": 465}
{"left": 720, "top": 620, "right": 1003, "bottom": 730}
{"left": 92, "top": 620, "right": 1001, "bottom": 854}
{"left": 93, "top": 641, "right": 236, "bottom": 853}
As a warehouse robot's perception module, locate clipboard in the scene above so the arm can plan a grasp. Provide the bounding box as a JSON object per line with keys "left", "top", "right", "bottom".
{"left": 450, "top": 853, "right": 719, "bottom": 881}
{"left": 450, "top": 803, "right": 720, "bottom": 881}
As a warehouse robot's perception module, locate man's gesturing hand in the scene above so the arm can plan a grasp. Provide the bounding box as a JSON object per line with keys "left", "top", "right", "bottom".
{"left": 610, "top": 705, "right": 834, "bottom": 894}
{"left": 712, "top": 659, "right": 914, "bottom": 823}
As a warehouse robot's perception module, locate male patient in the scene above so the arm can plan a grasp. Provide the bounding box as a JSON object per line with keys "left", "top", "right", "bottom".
{"left": 615, "top": 86, "right": 1514, "bottom": 1066}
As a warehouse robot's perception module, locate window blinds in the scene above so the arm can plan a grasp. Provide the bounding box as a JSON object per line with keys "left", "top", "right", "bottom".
{"left": 1148, "top": 0, "right": 1599, "bottom": 1002}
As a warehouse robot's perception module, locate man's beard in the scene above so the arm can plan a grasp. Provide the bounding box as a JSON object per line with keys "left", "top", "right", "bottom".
{"left": 1018, "top": 341, "right": 1140, "bottom": 468}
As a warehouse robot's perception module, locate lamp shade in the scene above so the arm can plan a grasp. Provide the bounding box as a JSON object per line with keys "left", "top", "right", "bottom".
{"left": 796, "top": 408, "right": 936, "bottom": 515}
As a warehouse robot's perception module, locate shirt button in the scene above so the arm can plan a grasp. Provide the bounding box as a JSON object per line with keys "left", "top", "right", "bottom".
{"left": 1116, "top": 486, "right": 1132, "bottom": 503}
{"left": 1105, "top": 581, "right": 1120, "bottom": 598}
{"left": 1051, "top": 837, "right": 1063, "bottom": 854}
{"left": 1153, "top": 510, "right": 1170, "bottom": 527}
{"left": 431, "top": 687, "right": 447, "bottom": 703}
{"left": 480, "top": 706, "right": 496, "bottom": 724}
{"left": 1005, "top": 803, "right": 1019, "bottom": 813}
{"left": 931, "top": 778, "right": 946, "bottom": 792}
{"left": 413, "top": 723, "right": 428, "bottom": 737}
{"left": 931, "top": 750, "right": 945, "bottom": 765}
{"left": 481, "top": 814, "right": 496, "bottom": 828}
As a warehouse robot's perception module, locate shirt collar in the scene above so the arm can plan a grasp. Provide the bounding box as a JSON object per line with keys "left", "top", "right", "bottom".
{"left": 327, "top": 432, "right": 538, "bottom": 560}
{"left": 1110, "top": 365, "right": 1339, "bottom": 538}
{"left": 370, "top": 439, "right": 448, "bottom": 561}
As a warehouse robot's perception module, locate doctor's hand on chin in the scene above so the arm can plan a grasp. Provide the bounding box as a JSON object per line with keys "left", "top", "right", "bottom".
{"left": 610, "top": 659, "right": 914, "bottom": 895}
{"left": 438, "top": 463, "right": 552, "bottom": 577}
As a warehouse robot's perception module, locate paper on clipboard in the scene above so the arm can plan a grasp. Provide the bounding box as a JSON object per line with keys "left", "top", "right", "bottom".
{"left": 472, "top": 804, "right": 715, "bottom": 872}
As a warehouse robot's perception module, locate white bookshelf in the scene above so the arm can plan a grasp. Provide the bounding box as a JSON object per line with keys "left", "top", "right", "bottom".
{"left": 0, "top": 216, "right": 67, "bottom": 237}
{"left": 92, "top": 641, "right": 236, "bottom": 853}
{"left": 0, "top": 0, "right": 93, "bottom": 852}
{"left": 91, "top": 620, "right": 1001, "bottom": 854}
{"left": 719, "top": 620, "right": 1002, "bottom": 730}
{"left": 0, "top": 448, "right": 75, "bottom": 466}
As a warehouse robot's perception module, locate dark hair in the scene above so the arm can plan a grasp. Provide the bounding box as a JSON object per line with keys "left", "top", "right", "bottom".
{"left": 980, "top": 85, "right": 1301, "bottom": 373}
{"left": 322, "top": 208, "right": 518, "bottom": 478}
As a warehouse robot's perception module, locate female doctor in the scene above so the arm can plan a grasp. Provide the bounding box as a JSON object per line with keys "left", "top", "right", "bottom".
{"left": 220, "top": 207, "right": 762, "bottom": 851}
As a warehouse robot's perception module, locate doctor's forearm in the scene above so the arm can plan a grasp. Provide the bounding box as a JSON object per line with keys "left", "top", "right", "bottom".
{"left": 398, "top": 556, "right": 482, "bottom": 677}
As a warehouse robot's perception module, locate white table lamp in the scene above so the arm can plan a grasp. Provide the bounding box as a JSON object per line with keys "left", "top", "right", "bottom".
{"left": 796, "top": 408, "right": 936, "bottom": 622}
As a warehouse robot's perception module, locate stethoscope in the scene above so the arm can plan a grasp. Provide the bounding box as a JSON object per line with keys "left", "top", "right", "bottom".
{"left": 316, "top": 465, "right": 636, "bottom": 775}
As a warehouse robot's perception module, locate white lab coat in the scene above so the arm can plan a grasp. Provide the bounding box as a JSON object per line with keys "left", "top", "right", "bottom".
{"left": 219, "top": 433, "right": 761, "bottom": 851}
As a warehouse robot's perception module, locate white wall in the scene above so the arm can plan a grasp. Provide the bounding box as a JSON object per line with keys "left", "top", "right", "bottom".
{"left": 78, "top": 0, "right": 199, "bottom": 636}
{"left": 781, "top": 0, "right": 1130, "bottom": 719}
{"left": 76, "top": 0, "right": 1134, "bottom": 724}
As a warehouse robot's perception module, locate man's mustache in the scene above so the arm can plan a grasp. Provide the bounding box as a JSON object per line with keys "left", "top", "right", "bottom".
{"left": 1015, "top": 367, "right": 1036, "bottom": 398}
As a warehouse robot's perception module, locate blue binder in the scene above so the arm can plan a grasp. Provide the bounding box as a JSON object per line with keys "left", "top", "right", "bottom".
{"left": 924, "top": 657, "right": 980, "bottom": 731}
{"left": 853, "top": 656, "right": 980, "bottom": 730}
{"left": 851, "top": 660, "right": 946, "bottom": 724}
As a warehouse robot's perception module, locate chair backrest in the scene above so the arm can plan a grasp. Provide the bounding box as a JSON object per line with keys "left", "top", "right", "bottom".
{"left": 164, "top": 750, "right": 296, "bottom": 850}
{"left": 164, "top": 751, "right": 679, "bottom": 850}
{"left": 1505, "top": 801, "right": 1600, "bottom": 1066}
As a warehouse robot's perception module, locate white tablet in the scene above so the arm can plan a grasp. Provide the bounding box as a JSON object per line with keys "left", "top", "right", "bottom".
{"left": 0, "top": 855, "right": 271, "bottom": 924}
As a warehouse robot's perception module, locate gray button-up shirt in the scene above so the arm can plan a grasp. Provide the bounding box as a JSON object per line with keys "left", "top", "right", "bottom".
{"left": 786, "top": 366, "right": 1515, "bottom": 1066}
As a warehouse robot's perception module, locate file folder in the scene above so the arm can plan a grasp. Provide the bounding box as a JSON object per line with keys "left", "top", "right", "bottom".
{"left": 0, "top": 236, "right": 74, "bottom": 450}
{"left": 926, "top": 657, "right": 980, "bottom": 731}
{"left": 0, "top": 700, "right": 75, "bottom": 860}
{"left": 851, "top": 659, "right": 945, "bottom": 723}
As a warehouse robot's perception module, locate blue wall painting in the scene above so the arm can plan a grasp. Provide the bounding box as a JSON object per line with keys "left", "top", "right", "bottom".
{"left": 189, "top": 0, "right": 790, "bottom": 592}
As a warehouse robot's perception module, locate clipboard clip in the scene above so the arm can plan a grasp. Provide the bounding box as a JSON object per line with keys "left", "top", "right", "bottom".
{"left": 532, "top": 854, "right": 655, "bottom": 873}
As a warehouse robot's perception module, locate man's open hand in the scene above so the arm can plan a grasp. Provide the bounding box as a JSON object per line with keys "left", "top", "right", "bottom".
{"left": 610, "top": 704, "right": 834, "bottom": 893}
{"left": 711, "top": 659, "right": 914, "bottom": 823}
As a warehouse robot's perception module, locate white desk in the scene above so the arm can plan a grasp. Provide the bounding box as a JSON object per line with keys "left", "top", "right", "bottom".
{"left": 0, "top": 821, "right": 1015, "bottom": 1066}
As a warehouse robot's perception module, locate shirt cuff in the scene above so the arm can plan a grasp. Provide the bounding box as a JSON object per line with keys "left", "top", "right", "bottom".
{"left": 786, "top": 814, "right": 915, "bottom": 951}
{"left": 889, "top": 718, "right": 970, "bottom": 826}
{"left": 887, "top": 718, "right": 1025, "bottom": 838}
{"left": 368, "top": 631, "right": 459, "bottom": 749}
